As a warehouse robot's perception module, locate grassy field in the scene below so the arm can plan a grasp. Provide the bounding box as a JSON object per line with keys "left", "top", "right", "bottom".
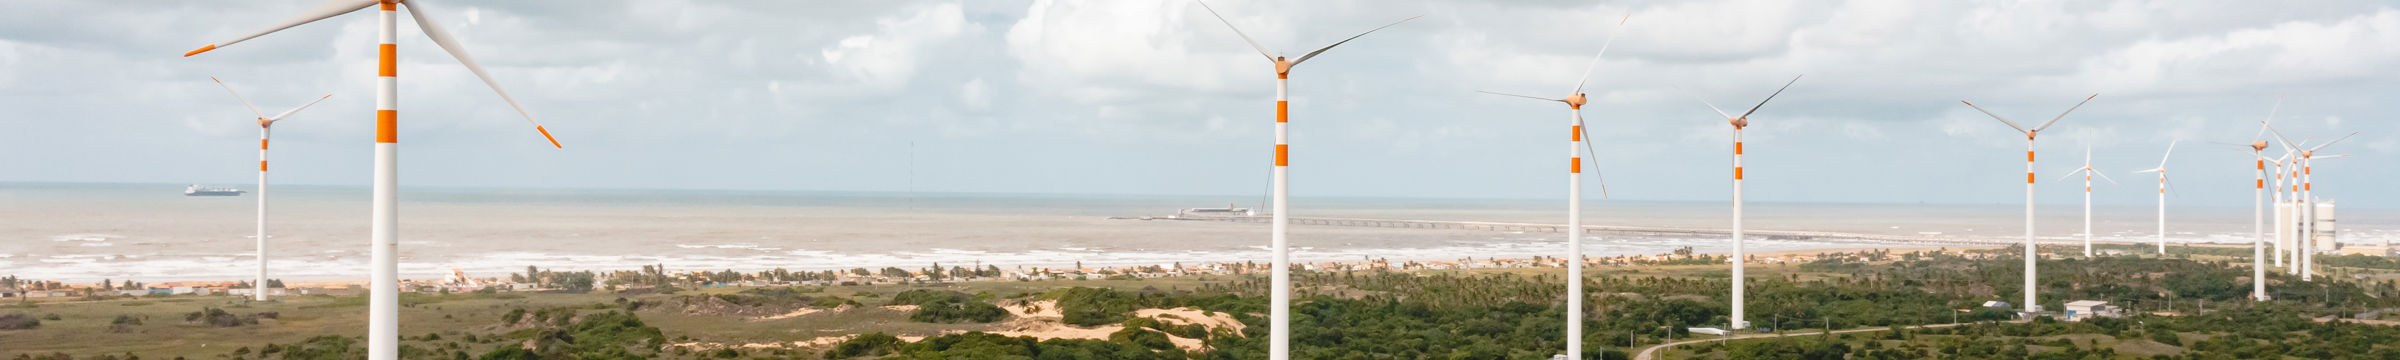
{"left": 0, "top": 275, "right": 1249, "bottom": 359}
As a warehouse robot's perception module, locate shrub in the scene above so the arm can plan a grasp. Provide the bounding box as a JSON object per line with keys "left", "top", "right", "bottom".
{"left": 0, "top": 313, "right": 40, "bottom": 330}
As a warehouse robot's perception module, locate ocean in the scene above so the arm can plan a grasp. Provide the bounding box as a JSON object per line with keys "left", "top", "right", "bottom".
{"left": 2, "top": 182, "right": 2391, "bottom": 283}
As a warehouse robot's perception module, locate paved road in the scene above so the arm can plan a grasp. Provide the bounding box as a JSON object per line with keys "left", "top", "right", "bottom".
{"left": 1632, "top": 321, "right": 2012, "bottom": 360}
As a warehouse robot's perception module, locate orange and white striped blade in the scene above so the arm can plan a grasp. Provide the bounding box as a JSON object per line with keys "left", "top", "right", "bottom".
{"left": 1570, "top": 14, "right": 1631, "bottom": 95}
{"left": 2031, "top": 93, "right": 2097, "bottom": 132}
{"left": 1194, "top": 0, "right": 1276, "bottom": 62}
{"left": 1289, "top": 14, "right": 1420, "bottom": 66}
{"left": 402, "top": 0, "right": 560, "bottom": 149}
{"left": 185, "top": 0, "right": 378, "bottom": 57}
{"left": 210, "top": 77, "right": 267, "bottom": 119}
{"left": 269, "top": 94, "right": 334, "bottom": 121}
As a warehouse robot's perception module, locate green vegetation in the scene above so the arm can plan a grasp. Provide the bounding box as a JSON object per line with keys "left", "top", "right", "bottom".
{"left": 888, "top": 289, "right": 1007, "bottom": 323}
{"left": 7, "top": 246, "right": 2400, "bottom": 359}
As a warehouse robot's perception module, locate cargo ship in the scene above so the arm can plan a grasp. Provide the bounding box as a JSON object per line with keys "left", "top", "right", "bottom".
{"left": 184, "top": 184, "right": 246, "bottom": 196}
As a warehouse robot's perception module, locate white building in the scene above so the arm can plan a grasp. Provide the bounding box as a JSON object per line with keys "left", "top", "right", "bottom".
{"left": 2063, "top": 300, "right": 2121, "bottom": 321}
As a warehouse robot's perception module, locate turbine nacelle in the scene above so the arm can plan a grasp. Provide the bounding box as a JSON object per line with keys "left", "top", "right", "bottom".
{"left": 1273, "top": 57, "right": 1292, "bottom": 76}
{"left": 258, "top": 117, "right": 276, "bottom": 128}
{"left": 1564, "top": 93, "right": 1587, "bottom": 109}
{"left": 2252, "top": 141, "right": 2269, "bottom": 151}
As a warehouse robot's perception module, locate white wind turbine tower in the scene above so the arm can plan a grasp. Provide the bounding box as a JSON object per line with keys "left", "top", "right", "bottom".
{"left": 1196, "top": 2, "right": 1417, "bottom": 358}
{"left": 2263, "top": 125, "right": 2356, "bottom": 282}
{"left": 2238, "top": 96, "right": 2282, "bottom": 301}
{"left": 211, "top": 77, "right": 332, "bottom": 302}
{"left": 2053, "top": 143, "right": 2116, "bottom": 258}
{"left": 2132, "top": 140, "right": 2179, "bottom": 255}
{"left": 1690, "top": 75, "right": 1803, "bottom": 331}
{"left": 1475, "top": 15, "right": 1628, "bottom": 358}
{"left": 1962, "top": 93, "right": 2096, "bottom": 315}
{"left": 185, "top": 1, "right": 562, "bottom": 358}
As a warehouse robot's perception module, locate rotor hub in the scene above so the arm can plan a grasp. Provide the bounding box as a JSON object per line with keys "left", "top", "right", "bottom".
{"left": 2251, "top": 141, "right": 2268, "bottom": 151}
{"left": 258, "top": 117, "right": 274, "bottom": 128}
{"left": 1729, "top": 117, "right": 1747, "bottom": 129}
{"left": 1565, "top": 93, "right": 1587, "bottom": 109}
{"left": 1273, "top": 58, "right": 1292, "bottom": 76}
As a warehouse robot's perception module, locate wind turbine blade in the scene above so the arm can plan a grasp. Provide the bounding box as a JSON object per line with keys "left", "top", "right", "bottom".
{"left": 269, "top": 94, "right": 334, "bottom": 121}
{"left": 1579, "top": 126, "right": 1608, "bottom": 199}
{"left": 185, "top": 0, "right": 379, "bottom": 56}
{"left": 1959, "top": 100, "right": 2028, "bottom": 133}
{"left": 2092, "top": 169, "right": 2119, "bottom": 185}
{"left": 1686, "top": 89, "right": 1735, "bottom": 120}
{"left": 2253, "top": 93, "right": 2283, "bottom": 141}
{"left": 1476, "top": 90, "right": 1564, "bottom": 103}
{"left": 403, "top": 1, "right": 560, "bottom": 149}
{"left": 1194, "top": 1, "right": 1275, "bottom": 62}
{"left": 1737, "top": 75, "right": 1802, "bottom": 119}
{"left": 210, "top": 77, "right": 266, "bottom": 118}
{"left": 1289, "top": 15, "right": 1421, "bottom": 66}
{"left": 1570, "top": 14, "right": 1632, "bottom": 95}
{"left": 2052, "top": 168, "right": 2085, "bottom": 183}
{"left": 2134, "top": 168, "right": 2163, "bottom": 174}
{"left": 2158, "top": 139, "right": 2178, "bottom": 167}
{"left": 2035, "top": 93, "right": 2092, "bottom": 131}
{"left": 2261, "top": 122, "right": 2300, "bottom": 152}
{"left": 2307, "top": 132, "right": 2358, "bottom": 151}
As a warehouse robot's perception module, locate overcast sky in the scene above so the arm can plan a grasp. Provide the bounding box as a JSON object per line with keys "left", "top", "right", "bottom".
{"left": 2, "top": 0, "right": 2394, "bottom": 208}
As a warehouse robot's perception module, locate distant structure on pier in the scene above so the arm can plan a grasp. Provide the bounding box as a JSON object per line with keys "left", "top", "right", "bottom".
{"left": 1176, "top": 204, "right": 1257, "bottom": 218}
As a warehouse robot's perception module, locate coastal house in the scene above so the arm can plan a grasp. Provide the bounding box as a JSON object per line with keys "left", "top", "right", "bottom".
{"left": 2063, "top": 300, "right": 2121, "bottom": 321}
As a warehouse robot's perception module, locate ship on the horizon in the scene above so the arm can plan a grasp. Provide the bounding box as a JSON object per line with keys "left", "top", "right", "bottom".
{"left": 184, "top": 184, "right": 245, "bottom": 196}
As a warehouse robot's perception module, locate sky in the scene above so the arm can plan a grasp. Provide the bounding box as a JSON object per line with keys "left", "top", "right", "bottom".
{"left": 1, "top": 0, "right": 2394, "bottom": 208}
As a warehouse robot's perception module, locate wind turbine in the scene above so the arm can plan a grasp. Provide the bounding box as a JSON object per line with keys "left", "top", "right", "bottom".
{"left": 184, "top": 1, "right": 561, "bottom": 358}
{"left": 210, "top": 77, "right": 331, "bottom": 302}
{"left": 1961, "top": 93, "right": 2096, "bottom": 315}
{"left": 1196, "top": 2, "right": 1417, "bottom": 358}
{"left": 1475, "top": 15, "right": 1628, "bottom": 358}
{"left": 2262, "top": 125, "right": 2355, "bottom": 282}
{"left": 2242, "top": 96, "right": 2281, "bottom": 301}
{"left": 2053, "top": 143, "right": 2116, "bottom": 258}
{"left": 2132, "top": 140, "right": 2178, "bottom": 255}
{"left": 1689, "top": 75, "right": 1802, "bottom": 331}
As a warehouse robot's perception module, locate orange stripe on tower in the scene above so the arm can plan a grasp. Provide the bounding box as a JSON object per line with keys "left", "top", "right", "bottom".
{"left": 2027, "top": 151, "right": 2035, "bottom": 162}
{"left": 1274, "top": 144, "right": 1287, "bottom": 167}
{"left": 2257, "top": 179, "right": 2264, "bottom": 189}
{"left": 2256, "top": 160, "right": 2265, "bottom": 170}
{"left": 260, "top": 139, "right": 268, "bottom": 150}
{"left": 2027, "top": 173, "right": 2035, "bottom": 184}
{"left": 380, "top": 1, "right": 395, "bottom": 10}
{"left": 1735, "top": 167, "right": 1745, "bottom": 180}
{"left": 2305, "top": 183, "right": 2311, "bottom": 191}
{"left": 1276, "top": 101, "right": 1288, "bottom": 123}
{"left": 378, "top": 44, "right": 396, "bottom": 77}
{"left": 376, "top": 110, "right": 397, "bottom": 143}
{"left": 1571, "top": 126, "right": 1582, "bottom": 141}
{"left": 259, "top": 161, "right": 267, "bottom": 172}
{"left": 1570, "top": 157, "right": 1581, "bottom": 173}
{"left": 1735, "top": 142, "right": 1744, "bottom": 155}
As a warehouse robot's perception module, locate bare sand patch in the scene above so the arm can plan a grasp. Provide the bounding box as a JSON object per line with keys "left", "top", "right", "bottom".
{"left": 752, "top": 307, "right": 823, "bottom": 321}
{"left": 1136, "top": 307, "right": 1245, "bottom": 334}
